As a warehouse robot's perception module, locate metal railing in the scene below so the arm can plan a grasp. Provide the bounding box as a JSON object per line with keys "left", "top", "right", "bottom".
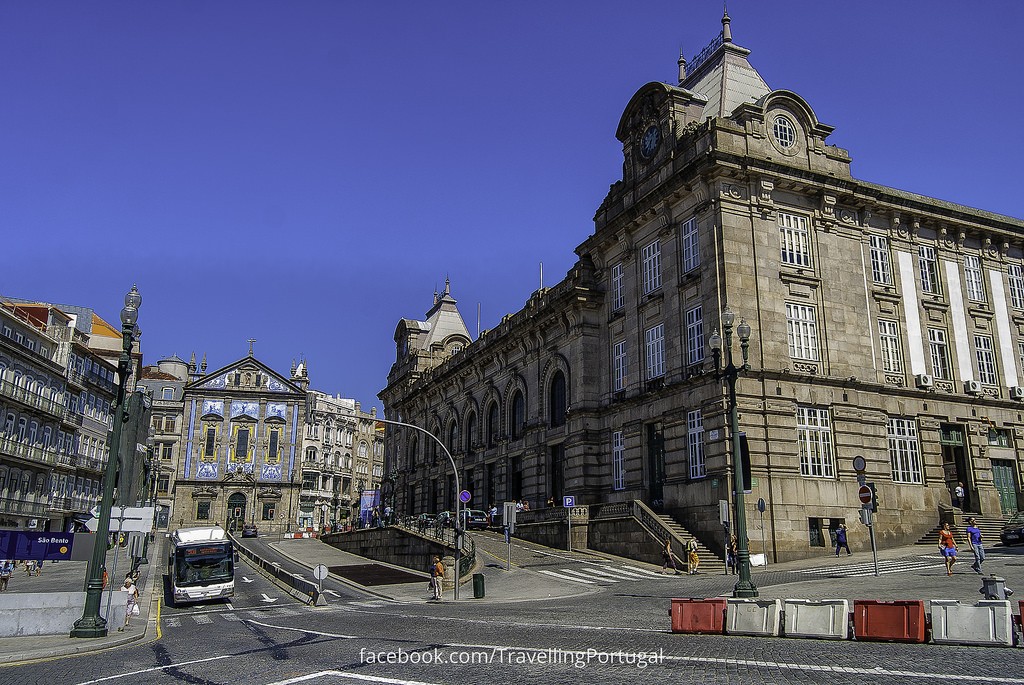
{"left": 0, "top": 435, "right": 61, "bottom": 467}
{"left": 0, "top": 496, "right": 49, "bottom": 516}
{"left": 0, "top": 378, "right": 65, "bottom": 419}
{"left": 397, "top": 515, "right": 475, "bottom": 578}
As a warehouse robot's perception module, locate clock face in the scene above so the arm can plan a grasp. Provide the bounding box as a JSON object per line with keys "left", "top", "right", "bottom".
{"left": 639, "top": 124, "right": 661, "bottom": 159}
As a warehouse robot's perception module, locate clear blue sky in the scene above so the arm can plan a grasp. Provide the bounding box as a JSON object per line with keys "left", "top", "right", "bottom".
{"left": 3, "top": 1, "right": 1021, "bottom": 412}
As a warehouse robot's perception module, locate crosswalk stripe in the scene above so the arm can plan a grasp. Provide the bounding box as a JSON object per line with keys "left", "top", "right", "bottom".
{"left": 164, "top": 618, "right": 181, "bottom": 628}
{"left": 221, "top": 613, "right": 241, "bottom": 621}
{"left": 620, "top": 565, "right": 668, "bottom": 577}
{"left": 596, "top": 565, "right": 651, "bottom": 579}
{"left": 560, "top": 568, "right": 619, "bottom": 582}
{"left": 193, "top": 614, "right": 213, "bottom": 624}
{"left": 537, "top": 569, "right": 596, "bottom": 584}
{"left": 585, "top": 568, "right": 636, "bottom": 580}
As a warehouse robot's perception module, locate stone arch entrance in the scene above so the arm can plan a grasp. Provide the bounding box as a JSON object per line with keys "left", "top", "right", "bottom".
{"left": 227, "top": 492, "right": 247, "bottom": 531}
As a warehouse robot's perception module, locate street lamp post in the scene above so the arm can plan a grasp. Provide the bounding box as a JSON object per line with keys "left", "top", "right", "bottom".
{"left": 375, "top": 417, "right": 462, "bottom": 600}
{"left": 709, "top": 306, "right": 758, "bottom": 598}
{"left": 71, "top": 285, "right": 142, "bottom": 638}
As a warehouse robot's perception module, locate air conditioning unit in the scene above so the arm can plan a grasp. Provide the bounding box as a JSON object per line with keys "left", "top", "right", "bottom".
{"left": 915, "top": 374, "right": 934, "bottom": 389}
{"left": 1010, "top": 386, "right": 1024, "bottom": 401}
{"left": 964, "top": 380, "right": 982, "bottom": 394}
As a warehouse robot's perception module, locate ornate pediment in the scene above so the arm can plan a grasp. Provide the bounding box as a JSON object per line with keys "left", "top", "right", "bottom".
{"left": 192, "top": 486, "right": 218, "bottom": 499}
{"left": 188, "top": 356, "right": 302, "bottom": 395}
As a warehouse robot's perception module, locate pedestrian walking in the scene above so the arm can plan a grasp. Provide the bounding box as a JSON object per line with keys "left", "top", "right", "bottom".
{"left": 965, "top": 516, "right": 985, "bottom": 574}
{"left": 661, "top": 538, "right": 682, "bottom": 575}
{"left": 727, "top": 535, "right": 738, "bottom": 575}
{"left": 938, "top": 521, "right": 959, "bottom": 576}
{"left": 117, "top": 577, "right": 139, "bottom": 631}
{"left": 428, "top": 555, "right": 444, "bottom": 601}
{"left": 0, "top": 560, "right": 12, "bottom": 591}
{"left": 834, "top": 524, "right": 851, "bottom": 556}
{"left": 685, "top": 537, "right": 700, "bottom": 575}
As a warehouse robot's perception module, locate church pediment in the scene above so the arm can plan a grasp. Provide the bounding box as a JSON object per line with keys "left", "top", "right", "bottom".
{"left": 188, "top": 356, "right": 302, "bottom": 395}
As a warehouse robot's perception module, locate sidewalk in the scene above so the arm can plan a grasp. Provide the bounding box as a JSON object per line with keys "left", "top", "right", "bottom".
{"left": 0, "top": 541, "right": 161, "bottom": 666}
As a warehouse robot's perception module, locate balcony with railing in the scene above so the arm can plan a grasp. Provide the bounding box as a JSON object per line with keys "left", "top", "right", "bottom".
{"left": 0, "top": 378, "right": 65, "bottom": 420}
{"left": 0, "top": 496, "right": 49, "bottom": 517}
{"left": 0, "top": 435, "right": 63, "bottom": 467}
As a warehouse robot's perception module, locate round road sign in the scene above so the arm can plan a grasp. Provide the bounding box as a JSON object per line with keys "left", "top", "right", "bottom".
{"left": 312, "top": 564, "right": 329, "bottom": 581}
{"left": 852, "top": 455, "right": 866, "bottom": 472}
{"left": 858, "top": 485, "right": 873, "bottom": 504}
{"left": 459, "top": 490, "right": 472, "bottom": 503}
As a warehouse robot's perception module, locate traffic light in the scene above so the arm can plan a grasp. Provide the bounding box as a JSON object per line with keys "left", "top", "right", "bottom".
{"left": 868, "top": 482, "right": 878, "bottom": 513}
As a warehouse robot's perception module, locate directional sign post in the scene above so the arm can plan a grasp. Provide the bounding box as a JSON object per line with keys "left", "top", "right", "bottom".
{"left": 312, "top": 564, "right": 329, "bottom": 596}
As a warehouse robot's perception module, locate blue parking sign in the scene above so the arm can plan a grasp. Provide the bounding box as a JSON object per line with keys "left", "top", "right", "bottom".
{"left": 562, "top": 496, "right": 575, "bottom": 508}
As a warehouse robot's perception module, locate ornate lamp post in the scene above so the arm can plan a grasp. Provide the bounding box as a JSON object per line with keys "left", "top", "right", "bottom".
{"left": 71, "top": 284, "right": 142, "bottom": 638}
{"left": 708, "top": 306, "right": 758, "bottom": 598}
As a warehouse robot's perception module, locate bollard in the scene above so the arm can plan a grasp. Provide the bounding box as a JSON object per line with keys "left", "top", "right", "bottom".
{"left": 473, "top": 573, "right": 485, "bottom": 599}
{"left": 980, "top": 575, "right": 1012, "bottom": 600}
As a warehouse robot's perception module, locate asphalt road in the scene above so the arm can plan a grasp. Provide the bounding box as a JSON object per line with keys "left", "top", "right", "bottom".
{"left": 3, "top": 540, "right": 1024, "bottom": 685}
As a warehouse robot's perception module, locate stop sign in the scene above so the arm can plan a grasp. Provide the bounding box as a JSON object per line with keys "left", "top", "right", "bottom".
{"left": 858, "top": 485, "right": 873, "bottom": 504}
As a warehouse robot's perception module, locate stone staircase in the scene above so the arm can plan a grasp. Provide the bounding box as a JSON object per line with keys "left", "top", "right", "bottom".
{"left": 914, "top": 512, "right": 1007, "bottom": 547}
{"left": 652, "top": 513, "right": 726, "bottom": 574}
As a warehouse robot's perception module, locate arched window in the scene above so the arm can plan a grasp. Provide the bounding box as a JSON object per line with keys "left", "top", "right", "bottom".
{"left": 549, "top": 370, "right": 566, "bottom": 427}
{"left": 448, "top": 421, "right": 458, "bottom": 453}
{"left": 486, "top": 402, "right": 500, "bottom": 448}
{"left": 358, "top": 442, "right": 368, "bottom": 458}
{"left": 510, "top": 391, "right": 525, "bottom": 440}
{"left": 465, "top": 411, "right": 476, "bottom": 452}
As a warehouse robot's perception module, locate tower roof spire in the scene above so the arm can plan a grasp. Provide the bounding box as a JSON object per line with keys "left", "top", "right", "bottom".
{"left": 722, "top": 4, "right": 732, "bottom": 43}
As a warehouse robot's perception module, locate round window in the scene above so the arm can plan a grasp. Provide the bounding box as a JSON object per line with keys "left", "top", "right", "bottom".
{"left": 772, "top": 115, "right": 796, "bottom": 149}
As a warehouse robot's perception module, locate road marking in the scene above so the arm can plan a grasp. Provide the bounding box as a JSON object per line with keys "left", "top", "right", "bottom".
{"left": 266, "top": 671, "right": 439, "bottom": 685}
{"left": 536, "top": 569, "right": 596, "bottom": 584}
{"left": 155, "top": 598, "right": 162, "bottom": 640}
{"left": 620, "top": 565, "right": 669, "bottom": 577}
{"left": 244, "top": 619, "right": 356, "bottom": 639}
{"left": 585, "top": 567, "right": 638, "bottom": 580}
{"left": 594, "top": 565, "right": 651, "bottom": 579}
{"left": 260, "top": 593, "right": 279, "bottom": 603}
{"left": 241, "top": 576, "right": 254, "bottom": 583}
{"left": 193, "top": 614, "right": 213, "bottom": 624}
{"left": 559, "top": 568, "right": 619, "bottom": 582}
{"left": 164, "top": 617, "right": 181, "bottom": 628}
{"left": 73, "top": 654, "right": 234, "bottom": 684}
{"left": 324, "top": 589, "right": 341, "bottom": 597}
{"left": 221, "top": 612, "right": 241, "bottom": 621}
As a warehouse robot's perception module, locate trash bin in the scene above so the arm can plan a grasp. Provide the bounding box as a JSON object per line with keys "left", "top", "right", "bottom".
{"left": 473, "top": 573, "right": 485, "bottom": 599}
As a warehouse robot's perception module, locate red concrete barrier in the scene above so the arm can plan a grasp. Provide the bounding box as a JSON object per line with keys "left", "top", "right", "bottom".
{"left": 670, "top": 598, "right": 727, "bottom": 634}
{"left": 852, "top": 600, "right": 926, "bottom": 643}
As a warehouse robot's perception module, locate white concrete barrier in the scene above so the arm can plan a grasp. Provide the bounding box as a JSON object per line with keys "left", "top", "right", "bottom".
{"left": 783, "top": 599, "right": 850, "bottom": 640}
{"left": 0, "top": 591, "right": 127, "bottom": 637}
{"left": 930, "top": 599, "right": 1013, "bottom": 647}
{"left": 726, "top": 598, "right": 782, "bottom": 636}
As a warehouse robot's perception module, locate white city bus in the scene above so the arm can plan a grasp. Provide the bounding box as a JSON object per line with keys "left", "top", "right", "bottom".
{"left": 167, "top": 526, "right": 235, "bottom": 605}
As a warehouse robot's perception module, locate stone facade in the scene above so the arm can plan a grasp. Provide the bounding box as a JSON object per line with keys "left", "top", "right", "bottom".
{"left": 0, "top": 300, "right": 125, "bottom": 532}
{"left": 300, "top": 388, "right": 385, "bottom": 530}
{"left": 170, "top": 352, "right": 306, "bottom": 534}
{"left": 381, "top": 15, "right": 1024, "bottom": 561}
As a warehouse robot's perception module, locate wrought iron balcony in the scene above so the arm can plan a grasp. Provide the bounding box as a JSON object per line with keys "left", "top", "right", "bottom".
{"left": 0, "top": 435, "right": 61, "bottom": 467}
{"left": 0, "top": 378, "right": 65, "bottom": 419}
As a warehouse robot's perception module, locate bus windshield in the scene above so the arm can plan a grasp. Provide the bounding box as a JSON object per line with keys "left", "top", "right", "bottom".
{"left": 174, "top": 542, "right": 233, "bottom": 587}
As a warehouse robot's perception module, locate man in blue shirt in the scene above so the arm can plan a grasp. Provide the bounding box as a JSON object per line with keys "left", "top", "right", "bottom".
{"left": 965, "top": 517, "right": 984, "bottom": 574}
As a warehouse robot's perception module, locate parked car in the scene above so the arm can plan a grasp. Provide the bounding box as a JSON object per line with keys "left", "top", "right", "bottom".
{"left": 463, "top": 509, "right": 489, "bottom": 531}
{"left": 1000, "top": 512, "right": 1024, "bottom": 546}
{"left": 241, "top": 523, "right": 259, "bottom": 538}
